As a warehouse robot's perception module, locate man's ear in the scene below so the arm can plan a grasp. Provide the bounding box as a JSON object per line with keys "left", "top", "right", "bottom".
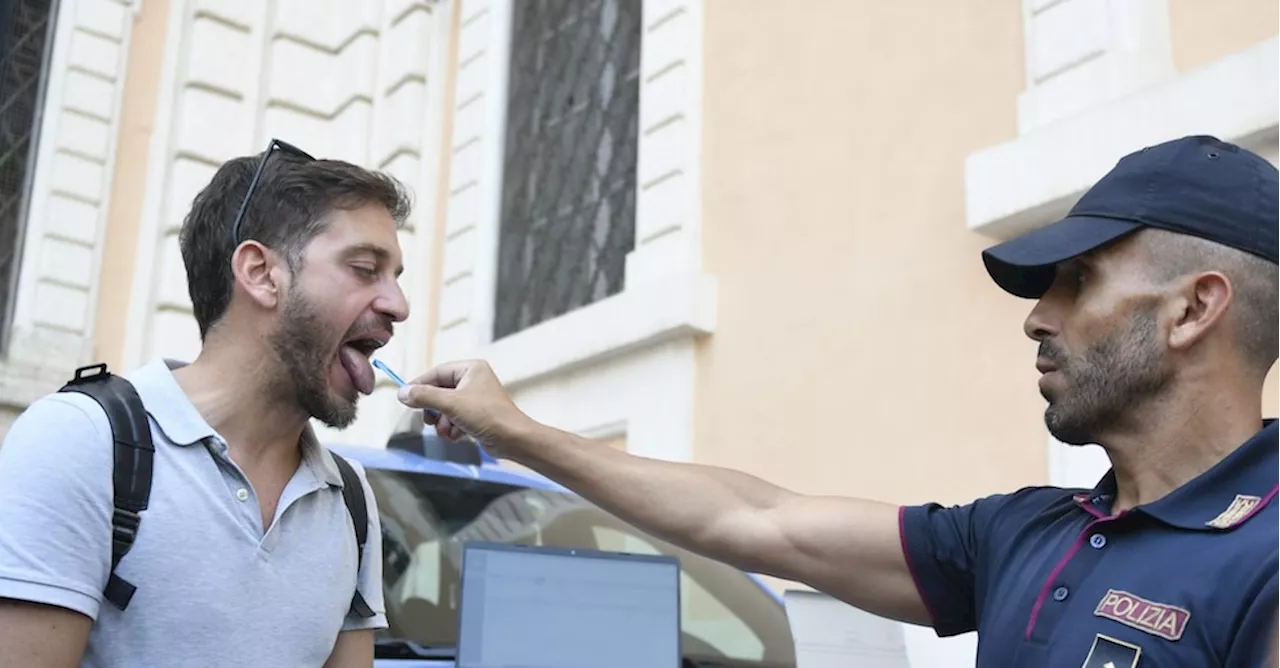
{"left": 230, "top": 241, "right": 288, "bottom": 310}
{"left": 1168, "top": 271, "right": 1233, "bottom": 351}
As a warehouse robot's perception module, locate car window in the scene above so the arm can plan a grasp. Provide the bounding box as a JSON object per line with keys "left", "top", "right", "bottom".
{"left": 591, "top": 525, "right": 767, "bottom": 661}
{"left": 367, "top": 469, "right": 795, "bottom": 666}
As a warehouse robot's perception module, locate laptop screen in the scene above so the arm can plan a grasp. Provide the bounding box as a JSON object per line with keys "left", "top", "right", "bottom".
{"left": 456, "top": 542, "right": 682, "bottom": 668}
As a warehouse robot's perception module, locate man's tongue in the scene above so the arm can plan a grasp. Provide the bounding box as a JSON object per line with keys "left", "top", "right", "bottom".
{"left": 339, "top": 345, "right": 375, "bottom": 395}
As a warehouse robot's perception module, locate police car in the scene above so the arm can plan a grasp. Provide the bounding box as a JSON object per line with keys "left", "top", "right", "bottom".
{"left": 331, "top": 413, "right": 798, "bottom": 668}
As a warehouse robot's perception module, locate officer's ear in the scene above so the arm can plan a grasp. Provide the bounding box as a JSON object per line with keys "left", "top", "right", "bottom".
{"left": 1165, "top": 270, "right": 1232, "bottom": 351}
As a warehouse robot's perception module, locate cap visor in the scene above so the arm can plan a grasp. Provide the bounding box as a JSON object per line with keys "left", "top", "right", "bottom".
{"left": 982, "top": 216, "right": 1140, "bottom": 298}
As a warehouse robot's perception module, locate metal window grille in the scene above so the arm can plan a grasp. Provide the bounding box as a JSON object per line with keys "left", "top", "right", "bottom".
{"left": 0, "top": 0, "right": 58, "bottom": 356}
{"left": 493, "top": 0, "right": 641, "bottom": 340}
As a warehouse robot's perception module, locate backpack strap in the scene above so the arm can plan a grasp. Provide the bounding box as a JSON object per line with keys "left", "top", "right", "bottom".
{"left": 332, "top": 453, "right": 375, "bottom": 618}
{"left": 58, "top": 363, "right": 154, "bottom": 611}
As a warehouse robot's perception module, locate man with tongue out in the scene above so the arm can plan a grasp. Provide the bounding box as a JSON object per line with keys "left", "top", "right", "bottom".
{"left": 0, "top": 142, "right": 411, "bottom": 668}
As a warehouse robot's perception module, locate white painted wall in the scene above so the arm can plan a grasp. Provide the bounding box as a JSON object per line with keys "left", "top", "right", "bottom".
{"left": 968, "top": 36, "right": 1279, "bottom": 241}
{"left": 431, "top": 0, "right": 715, "bottom": 463}
{"left": 1047, "top": 436, "right": 1114, "bottom": 489}
{"left": 122, "top": 0, "right": 453, "bottom": 448}
{"left": 1017, "top": 0, "right": 1175, "bottom": 133}
{"left": 784, "top": 587, "right": 980, "bottom": 668}
{"left": 0, "top": 0, "right": 138, "bottom": 432}
{"left": 902, "top": 625, "right": 979, "bottom": 668}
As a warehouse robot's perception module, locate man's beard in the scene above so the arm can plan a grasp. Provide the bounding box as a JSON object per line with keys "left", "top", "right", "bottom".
{"left": 1041, "top": 306, "right": 1170, "bottom": 446}
{"left": 269, "top": 289, "right": 359, "bottom": 430}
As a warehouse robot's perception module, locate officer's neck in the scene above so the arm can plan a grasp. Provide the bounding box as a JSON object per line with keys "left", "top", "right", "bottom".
{"left": 1102, "top": 377, "right": 1263, "bottom": 513}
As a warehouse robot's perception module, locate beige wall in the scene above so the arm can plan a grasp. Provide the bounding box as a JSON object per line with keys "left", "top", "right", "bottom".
{"left": 695, "top": 0, "right": 1040, "bottom": 507}
{"left": 95, "top": 0, "right": 170, "bottom": 371}
{"left": 695, "top": 0, "right": 1279, "bottom": 510}
{"left": 1169, "top": 0, "right": 1278, "bottom": 73}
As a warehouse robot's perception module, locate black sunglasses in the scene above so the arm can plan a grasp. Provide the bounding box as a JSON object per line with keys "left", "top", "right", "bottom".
{"left": 230, "top": 138, "right": 316, "bottom": 245}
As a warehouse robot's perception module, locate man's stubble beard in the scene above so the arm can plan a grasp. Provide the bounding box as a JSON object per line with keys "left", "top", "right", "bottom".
{"left": 1042, "top": 306, "right": 1170, "bottom": 446}
{"left": 269, "top": 288, "right": 360, "bottom": 430}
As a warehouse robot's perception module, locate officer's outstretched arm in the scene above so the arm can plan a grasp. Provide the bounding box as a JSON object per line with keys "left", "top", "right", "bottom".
{"left": 603, "top": 456, "right": 932, "bottom": 626}
{"left": 398, "top": 360, "right": 932, "bottom": 627}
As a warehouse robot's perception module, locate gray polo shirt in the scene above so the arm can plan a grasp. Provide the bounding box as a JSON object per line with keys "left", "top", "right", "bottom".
{"left": 0, "top": 359, "right": 386, "bottom": 667}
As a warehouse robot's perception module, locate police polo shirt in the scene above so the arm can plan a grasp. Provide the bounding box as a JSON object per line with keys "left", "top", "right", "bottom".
{"left": 900, "top": 421, "right": 1278, "bottom": 667}
{"left": 0, "top": 359, "right": 387, "bottom": 667}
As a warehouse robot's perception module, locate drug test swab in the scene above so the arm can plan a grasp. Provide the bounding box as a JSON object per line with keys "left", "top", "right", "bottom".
{"left": 373, "top": 358, "right": 496, "bottom": 462}
{"left": 372, "top": 358, "right": 440, "bottom": 420}
{"left": 371, "top": 358, "right": 407, "bottom": 387}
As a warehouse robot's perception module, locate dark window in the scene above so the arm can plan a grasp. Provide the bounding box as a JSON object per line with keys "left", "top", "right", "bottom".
{"left": 493, "top": 0, "right": 641, "bottom": 340}
{"left": 0, "top": 0, "right": 58, "bottom": 355}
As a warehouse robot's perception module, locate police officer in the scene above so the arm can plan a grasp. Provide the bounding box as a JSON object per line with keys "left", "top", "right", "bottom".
{"left": 398, "top": 135, "right": 1278, "bottom": 667}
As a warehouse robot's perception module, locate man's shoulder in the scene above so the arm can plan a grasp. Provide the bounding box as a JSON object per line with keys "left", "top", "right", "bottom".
{"left": 332, "top": 453, "right": 374, "bottom": 490}
{"left": 14, "top": 359, "right": 171, "bottom": 433}
{"left": 8, "top": 389, "right": 112, "bottom": 443}
{"left": 966, "top": 484, "right": 1083, "bottom": 518}
{"left": 955, "top": 485, "right": 1086, "bottom": 544}
{"left": 0, "top": 389, "right": 118, "bottom": 487}
{"left": 0, "top": 382, "right": 119, "bottom": 622}
{"left": 0, "top": 361, "right": 177, "bottom": 481}
{"left": 325, "top": 450, "right": 379, "bottom": 521}
{"left": 1002, "top": 484, "right": 1086, "bottom": 506}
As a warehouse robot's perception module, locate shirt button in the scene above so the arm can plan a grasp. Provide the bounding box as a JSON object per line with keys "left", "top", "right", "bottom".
{"left": 1090, "top": 534, "right": 1106, "bottom": 549}
{"left": 235, "top": 488, "right": 249, "bottom": 502}
{"left": 1053, "top": 586, "right": 1069, "bottom": 601}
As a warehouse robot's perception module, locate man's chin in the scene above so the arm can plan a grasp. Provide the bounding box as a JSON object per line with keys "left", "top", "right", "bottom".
{"left": 330, "top": 397, "right": 361, "bottom": 429}
{"left": 307, "top": 387, "right": 360, "bottom": 430}
{"left": 1045, "top": 408, "right": 1096, "bottom": 446}
{"left": 316, "top": 408, "right": 358, "bottom": 431}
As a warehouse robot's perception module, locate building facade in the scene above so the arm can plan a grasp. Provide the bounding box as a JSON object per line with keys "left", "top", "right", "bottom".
{"left": 0, "top": 0, "right": 1275, "bottom": 662}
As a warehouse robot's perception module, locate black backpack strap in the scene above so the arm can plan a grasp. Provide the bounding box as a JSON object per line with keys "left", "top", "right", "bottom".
{"left": 332, "top": 453, "right": 375, "bottom": 618}
{"left": 58, "top": 363, "right": 154, "bottom": 611}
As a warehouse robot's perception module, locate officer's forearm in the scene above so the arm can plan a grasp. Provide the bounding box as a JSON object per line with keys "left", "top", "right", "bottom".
{"left": 505, "top": 421, "right": 797, "bottom": 568}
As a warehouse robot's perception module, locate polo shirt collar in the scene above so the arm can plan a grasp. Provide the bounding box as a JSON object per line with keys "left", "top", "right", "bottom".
{"left": 129, "top": 358, "right": 345, "bottom": 488}
{"left": 1077, "top": 420, "right": 1277, "bottom": 531}
{"left": 299, "top": 422, "right": 345, "bottom": 487}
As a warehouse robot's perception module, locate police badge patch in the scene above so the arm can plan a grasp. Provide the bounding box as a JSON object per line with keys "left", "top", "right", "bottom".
{"left": 1080, "top": 634, "right": 1141, "bottom": 668}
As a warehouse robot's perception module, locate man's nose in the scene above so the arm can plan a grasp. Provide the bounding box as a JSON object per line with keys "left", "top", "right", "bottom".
{"left": 376, "top": 281, "right": 410, "bottom": 323}
{"left": 1023, "top": 298, "right": 1057, "bottom": 342}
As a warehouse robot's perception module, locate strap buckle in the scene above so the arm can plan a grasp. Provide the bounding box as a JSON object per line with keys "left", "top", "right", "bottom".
{"left": 69, "top": 363, "right": 109, "bottom": 385}
{"left": 111, "top": 507, "right": 141, "bottom": 550}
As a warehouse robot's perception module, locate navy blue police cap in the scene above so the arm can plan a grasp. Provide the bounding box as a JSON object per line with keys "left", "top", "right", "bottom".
{"left": 982, "top": 135, "right": 1279, "bottom": 299}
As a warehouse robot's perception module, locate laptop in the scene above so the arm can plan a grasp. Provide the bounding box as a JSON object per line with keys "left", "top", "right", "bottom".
{"left": 456, "top": 541, "right": 682, "bottom": 668}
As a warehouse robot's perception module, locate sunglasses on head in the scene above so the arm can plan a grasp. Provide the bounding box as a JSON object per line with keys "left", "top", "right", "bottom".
{"left": 230, "top": 138, "right": 316, "bottom": 245}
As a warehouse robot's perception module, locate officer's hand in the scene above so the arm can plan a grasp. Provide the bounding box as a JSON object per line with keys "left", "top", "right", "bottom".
{"left": 395, "top": 359, "right": 531, "bottom": 454}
